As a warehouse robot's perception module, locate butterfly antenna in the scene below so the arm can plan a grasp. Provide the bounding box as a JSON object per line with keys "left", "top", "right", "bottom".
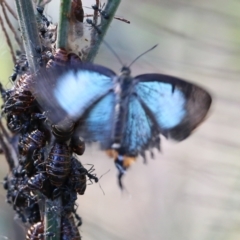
{"left": 102, "top": 40, "right": 124, "bottom": 66}
{"left": 98, "top": 169, "right": 110, "bottom": 181}
{"left": 128, "top": 44, "right": 158, "bottom": 68}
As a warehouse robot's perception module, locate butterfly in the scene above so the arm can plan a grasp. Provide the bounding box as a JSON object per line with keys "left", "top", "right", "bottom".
{"left": 32, "top": 60, "right": 212, "bottom": 187}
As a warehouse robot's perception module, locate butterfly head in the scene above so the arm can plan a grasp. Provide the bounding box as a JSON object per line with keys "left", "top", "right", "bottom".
{"left": 120, "top": 66, "right": 131, "bottom": 77}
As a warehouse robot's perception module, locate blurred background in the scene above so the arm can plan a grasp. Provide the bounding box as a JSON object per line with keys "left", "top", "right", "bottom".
{"left": 0, "top": 0, "right": 240, "bottom": 239}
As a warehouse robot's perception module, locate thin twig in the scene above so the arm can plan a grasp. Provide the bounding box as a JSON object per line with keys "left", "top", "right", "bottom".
{"left": 93, "top": 0, "right": 99, "bottom": 23}
{"left": 3, "top": 0, "right": 18, "bottom": 20}
{"left": 0, "top": 120, "right": 17, "bottom": 170}
{"left": 84, "top": 13, "right": 130, "bottom": 24}
{"left": 14, "top": 0, "right": 42, "bottom": 73}
{"left": 1, "top": 1, "right": 24, "bottom": 52}
{"left": 0, "top": 10, "right": 16, "bottom": 63}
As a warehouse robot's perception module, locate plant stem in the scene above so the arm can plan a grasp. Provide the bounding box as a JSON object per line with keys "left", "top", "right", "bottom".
{"left": 14, "top": 0, "right": 42, "bottom": 73}
{"left": 44, "top": 198, "right": 62, "bottom": 240}
{"left": 43, "top": 2, "right": 73, "bottom": 239}
{"left": 57, "top": 0, "right": 72, "bottom": 49}
{"left": 0, "top": 120, "right": 17, "bottom": 170}
{"left": 85, "top": 0, "right": 121, "bottom": 62}
{"left": 14, "top": 1, "right": 62, "bottom": 240}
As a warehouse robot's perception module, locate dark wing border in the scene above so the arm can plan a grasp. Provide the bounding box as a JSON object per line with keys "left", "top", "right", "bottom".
{"left": 135, "top": 73, "right": 212, "bottom": 141}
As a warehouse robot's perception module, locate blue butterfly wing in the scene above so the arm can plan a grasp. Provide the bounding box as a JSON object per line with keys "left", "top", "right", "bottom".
{"left": 75, "top": 91, "right": 115, "bottom": 149}
{"left": 120, "top": 94, "right": 160, "bottom": 156}
{"left": 31, "top": 64, "right": 116, "bottom": 125}
{"left": 134, "top": 74, "right": 212, "bottom": 141}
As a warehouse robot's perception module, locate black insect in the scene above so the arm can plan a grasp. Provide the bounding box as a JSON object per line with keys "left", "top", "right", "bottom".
{"left": 9, "top": 54, "right": 28, "bottom": 82}
{"left": 86, "top": 18, "right": 102, "bottom": 34}
{"left": 34, "top": 45, "right": 56, "bottom": 68}
{"left": 46, "top": 142, "right": 71, "bottom": 187}
{"left": 18, "top": 130, "right": 46, "bottom": 157}
{"left": 24, "top": 200, "right": 41, "bottom": 224}
{"left": 36, "top": 5, "right": 57, "bottom": 49}
{"left": 26, "top": 221, "right": 44, "bottom": 240}
{"left": 92, "top": 3, "right": 109, "bottom": 19}
{"left": 28, "top": 172, "right": 52, "bottom": 199}
{"left": 18, "top": 129, "right": 46, "bottom": 176}
{"left": 7, "top": 168, "right": 28, "bottom": 207}
{"left": 43, "top": 24, "right": 57, "bottom": 45}
{"left": 3, "top": 175, "right": 8, "bottom": 190}
{"left": 60, "top": 187, "right": 77, "bottom": 214}
{"left": 73, "top": 211, "right": 82, "bottom": 227}
{"left": 5, "top": 114, "right": 22, "bottom": 132}
{"left": 68, "top": 157, "right": 87, "bottom": 195}
{"left": 67, "top": 53, "right": 82, "bottom": 66}
{"left": 5, "top": 167, "right": 38, "bottom": 223}
{"left": 84, "top": 164, "right": 99, "bottom": 184}
{"left": 51, "top": 121, "right": 75, "bottom": 142}
{"left": 46, "top": 48, "right": 68, "bottom": 69}
{"left": 36, "top": 6, "right": 44, "bottom": 15}
{"left": 70, "top": 136, "right": 85, "bottom": 155}
{"left": 36, "top": 6, "right": 51, "bottom": 27}
{"left": 0, "top": 82, "right": 13, "bottom": 102}
{"left": 3, "top": 100, "right": 45, "bottom": 135}
{"left": 45, "top": 49, "right": 82, "bottom": 72}
{"left": 6, "top": 111, "right": 45, "bottom": 134}
{"left": 32, "top": 148, "right": 45, "bottom": 171}
{"left": 43, "top": 50, "right": 54, "bottom": 61}
{"left": 35, "top": 46, "right": 42, "bottom": 54}
{"left": 86, "top": 3, "right": 130, "bottom": 24}
{"left": 61, "top": 214, "right": 81, "bottom": 240}
{"left": 3, "top": 74, "right": 35, "bottom": 116}
{"left": 10, "top": 71, "right": 18, "bottom": 82}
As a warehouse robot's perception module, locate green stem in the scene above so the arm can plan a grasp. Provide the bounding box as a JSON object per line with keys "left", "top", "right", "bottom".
{"left": 44, "top": 198, "right": 62, "bottom": 240}
{"left": 42, "top": 2, "right": 73, "bottom": 240}
{"left": 14, "top": 1, "right": 62, "bottom": 239}
{"left": 85, "top": 0, "right": 121, "bottom": 62}
{"left": 57, "top": 0, "right": 72, "bottom": 49}
{"left": 14, "top": 0, "right": 42, "bottom": 72}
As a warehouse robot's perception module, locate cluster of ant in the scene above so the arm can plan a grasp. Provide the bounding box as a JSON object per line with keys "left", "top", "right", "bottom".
{"left": 0, "top": 4, "right": 99, "bottom": 240}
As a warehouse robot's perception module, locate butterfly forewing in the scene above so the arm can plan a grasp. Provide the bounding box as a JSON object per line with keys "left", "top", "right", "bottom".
{"left": 134, "top": 74, "right": 212, "bottom": 141}
{"left": 54, "top": 69, "right": 113, "bottom": 118}
{"left": 75, "top": 91, "right": 115, "bottom": 149}
{"left": 32, "top": 64, "right": 116, "bottom": 125}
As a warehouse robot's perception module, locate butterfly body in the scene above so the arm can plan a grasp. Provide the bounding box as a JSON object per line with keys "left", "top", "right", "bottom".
{"left": 111, "top": 67, "right": 136, "bottom": 149}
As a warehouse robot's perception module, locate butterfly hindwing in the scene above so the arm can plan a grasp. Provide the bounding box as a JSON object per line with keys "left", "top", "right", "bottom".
{"left": 120, "top": 94, "right": 160, "bottom": 155}
{"left": 134, "top": 74, "right": 212, "bottom": 141}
